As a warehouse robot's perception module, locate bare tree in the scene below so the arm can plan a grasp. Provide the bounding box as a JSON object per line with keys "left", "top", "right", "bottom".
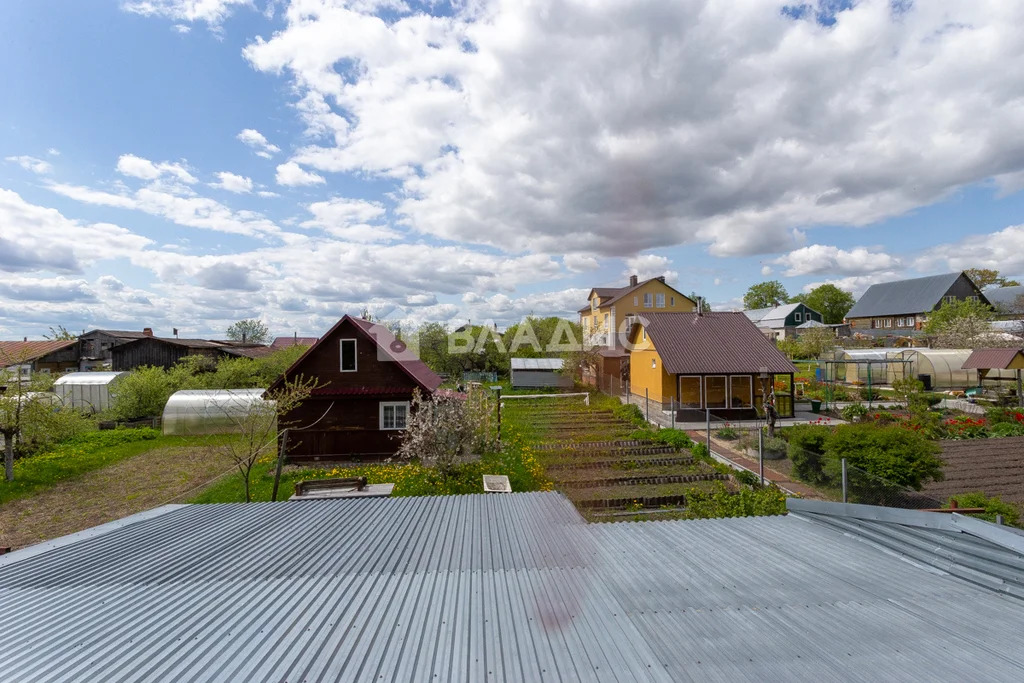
{"left": 396, "top": 387, "right": 496, "bottom": 477}
{"left": 214, "top": 375, "right": 321, "bottom": 502}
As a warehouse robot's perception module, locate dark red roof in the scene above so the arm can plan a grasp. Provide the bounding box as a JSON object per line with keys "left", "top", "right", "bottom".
{"left": 351, "top": 318, "right": 443, "bottom": 392}
{"left": 640, "top": 312, "right": 797, "bottom": 375}
{"left": 267, "top": 315, "right": 442, "bottom": 394}
{"left": 962, "top": 348, "right": 1024, "bottom": 370}
{"left": 223, "top": 346, "right": 275, "bottom": 359}
{"left": 311, "top": 386, "right": 419, "bottom": 396}
{"left": 0, "top": 340, "right": 77, "bottom": 367}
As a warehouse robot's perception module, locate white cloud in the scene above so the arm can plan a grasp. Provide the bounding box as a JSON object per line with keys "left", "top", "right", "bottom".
{"left": 241, "top": 1, "right": 1024, "bottom": 258}
{"left": 5, "top": 155, "right": 52, "bottom": 175}
{"left": 46, "top": 148, "right": 60, "bottom": 157}
{"left": 760, "top": 265, "right": 774, "bottom": 277}
{"left": 257, "top": 190, "right": 279, "bottom": 198}
{"left": 563, "top": 254, "right": 600, "bottom": 273}
{"left": 116, "top": 154, "right": 197, "bottom": 184}
{"left": 773, "top": 244, "right": 901, "bottom": 277}
{"left": 121, "top": 0, "right": 251, "bottom": 32}
{"left": 275, "top": 161, "right": 325, "bottom": 186}
{"left": 916, "top": 224, "right": 1024, "bottom": 275}
{"left": 301, "top": 196, "right": 398, "bottom": 241}
{"left": 624, "top": 254, "right": 677, "bottom": 283}
{"left": 210, "top": 171, "right": 254, "bottom": 193}
{"left": 0, "top": 188, "right": 153, "bottom": 273}
{"left": 803, "top": 272, "right": 905, "bottom": 298}
{"left": 237, "top": 128, "right": 280, "bottom": 158}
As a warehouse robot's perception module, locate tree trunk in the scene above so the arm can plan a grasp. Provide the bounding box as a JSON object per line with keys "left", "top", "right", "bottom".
{"left": 4, "top": 433, "right": 14, "bottom": 482}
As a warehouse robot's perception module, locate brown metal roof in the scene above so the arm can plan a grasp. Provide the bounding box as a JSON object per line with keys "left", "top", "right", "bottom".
{"left": 222, "top": 346, "right": 275, "bottom": 359}
{"left": 924, "top": 436, "right": 1024, "bottom": 505}
{"left": 641, "top": 312, "right": 797, "bottom": 375}
{"left": 270, "top": 336, "right": 318, "bottom": 350}
{"left": 0, "top": 340, "right": 77, "bottom": 366}
{"left": 961, "top": 348, "right": 1024, "bottom": 370}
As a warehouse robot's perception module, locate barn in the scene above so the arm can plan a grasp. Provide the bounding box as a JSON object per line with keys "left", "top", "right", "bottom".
{"left": 510, "top": 357, "right": 572, "bottom": 389}
{"left": 268, "top": 315, "right": 442, "bottom": 463}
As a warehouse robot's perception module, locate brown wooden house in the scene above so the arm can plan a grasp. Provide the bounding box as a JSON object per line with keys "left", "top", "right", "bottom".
{"left": 268, "top": 315, "right": 443, "bottom": 463}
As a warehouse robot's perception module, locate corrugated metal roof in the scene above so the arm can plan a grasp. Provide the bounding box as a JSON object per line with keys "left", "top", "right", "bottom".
{"left": 962, "top": 348, "right": 1024, "bottom": 370}
{"left": 846, "top": 272, "right": 972, "bottom": 319}
{"left": 0, "top": 340, "right": 77, "bottom": 366}
{"left": 743, "top": 303, "right": 802, "bottom": 327}
{"left": 270, "top": 336, "right": 318, "bottom": 350}
{"left": 511, "top": 357, "right": 564, "bottom": 370}
{"left": 53, "top": 372, "right": 126, "bottom": 386}
{"left": 796, "top": 319, "right": 828, "bottom": 328}
{"left": 3, "top": 493, "right": 1022, "bottom": 681}
{"left": 643, "top": 312, "right": 797, "bottom": 375}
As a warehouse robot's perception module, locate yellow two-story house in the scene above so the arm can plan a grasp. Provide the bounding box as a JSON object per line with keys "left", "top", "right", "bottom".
{"left": 577, "top": 275, "right": 696, "bottom": 390}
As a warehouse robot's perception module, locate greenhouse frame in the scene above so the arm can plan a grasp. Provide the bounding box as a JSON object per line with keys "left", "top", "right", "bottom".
{"left": 162, "top": 389, "right": 274, "bottom": 436}
{"left": 53, "top": 372, "right": 128, "bottom": 413}
{"left": 888, "top": 349, "right": 1018, "bottom": 390}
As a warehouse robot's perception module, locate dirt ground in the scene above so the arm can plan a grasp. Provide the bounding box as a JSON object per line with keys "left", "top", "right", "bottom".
{"left": 0, "top": 445, "right": 235, "bottom": 550}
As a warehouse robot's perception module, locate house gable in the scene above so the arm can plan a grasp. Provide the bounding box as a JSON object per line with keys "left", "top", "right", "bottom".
{"left": 269, "top": 316, "right": 441, "bottom": 395}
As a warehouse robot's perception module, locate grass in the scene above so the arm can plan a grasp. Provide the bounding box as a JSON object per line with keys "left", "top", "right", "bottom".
{"left": 1, "top": 429, "right": 238, "bottom": 506}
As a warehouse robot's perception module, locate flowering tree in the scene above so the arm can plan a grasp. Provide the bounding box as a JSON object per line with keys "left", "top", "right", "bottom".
{"left": 396, "top": 386, "right": 496, "bottom": 477}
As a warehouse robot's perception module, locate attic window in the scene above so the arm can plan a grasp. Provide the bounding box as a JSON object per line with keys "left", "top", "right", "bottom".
{"left": 633, "top": 295, "right": 638, "bottom": 306}
{"left": 643, "top": 293, "right": 653, "bottom": 308}
{"left": 795, "top": 312, "right": 802, "bottom": 322}
{"left": 340, "top": 338, "right": 357, "bottom": 372}
{"left": 670, "top": 296, "right": 675, "bottom": 306}
{"left": 655, "top": 293, "right": 665, "bottom": 308}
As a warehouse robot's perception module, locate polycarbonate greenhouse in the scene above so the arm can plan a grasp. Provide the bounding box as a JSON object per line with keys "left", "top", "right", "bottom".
{"left": 889, "top": 349, "right": 1018, "bottom": 390}
{"left": 53, "top": 372, "right": 128, "bottom": 413}
{"left": 830, "top": 348, "right": 905, "bottom": 385}
{"left": 162, "top": 389, "right": 274, "bottom": 436}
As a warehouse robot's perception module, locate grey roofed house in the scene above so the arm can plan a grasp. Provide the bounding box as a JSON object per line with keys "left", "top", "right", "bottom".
{"left": 2, "top": 493, "right": 1023, "bottom": 682}
{"left": 845, "top": 271, "right": 988, "bottom": 319}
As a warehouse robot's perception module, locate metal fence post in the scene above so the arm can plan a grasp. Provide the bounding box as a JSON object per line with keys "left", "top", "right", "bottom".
{"left": 996, "top": 514, "right": 1004, "bottom": 526}
{"left": 705, "top": 408, "right": 711, "bottom": 456}
{"left": 671, "top": 397, "right": 675, "bottom": 429}
{"left": 645, "top": 388, "right": 650, "bottom": 421}
{"left": 758, "top": 427, "right": 764, "bottom": 486}
{"left": 841, "top": 458, "right": 848, "bottom": 504}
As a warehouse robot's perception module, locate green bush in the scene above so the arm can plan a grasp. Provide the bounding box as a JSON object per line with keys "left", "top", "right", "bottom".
{"left": 763, "top": 436, "right": 787, "bottom": 454}
{"left": 614, "top": 403, "right": 647, "bottom": 427}
{"left": 785, "top": 424, "right": 831, "bottom": 484}
{"left": 645, "top": 428, "right": 693, "bottom": 449}
{"left": 734, "top": 470, "right": 761, "bottom": 487}
{"left": 946, "top": 492, "right": 1020, "bottom": 526}
{"left": 823, "top": 423, "right": 943, "bottom": 491}
{"left": 922, "top": 393, "right": 945, "bottom": 408}
{"left": 840, "top": 403, "right": 867, "bottom": 422}
{"left": 990, "top": 422, "right": 1024, "bottom": 438}
{"left": 859, "top": 387, "right": 881, "bottom": 401}
{"left": 680, "top": 482, "right": 787, "bottom": 519}
{"left": 716, "top": 425, "right": 739, "bottom": 440}
{"left": 692, "top": 442, "right": 710, "bottom": 460}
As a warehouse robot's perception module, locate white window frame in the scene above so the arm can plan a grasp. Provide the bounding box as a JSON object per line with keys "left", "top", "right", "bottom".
{"left": 591, "top": 297, "right": 598, "bottom": 311}
{"left": 633, "top": 295, "right": 639, "bottom": 306}
{"left": 643, "top": 293, "right": 653, "bottom": 308}
{"left": 670, "top": 296, "right": 675, "bottom": 307}
{"left": 729, "top": 375, "right": 753, "bottom": 409}
{"left": 380, "top": 401, "right": 410, "bottom": 430}
{"left": 884, "top": 318, "right": 892, "bottom": 328}
{"left": 703, "top": 375, "right": 728, "bottom": 409}
{"left": 655, "top": 293, "right": 666, "bottom": 308}
{"left": 603, "top": 313, "right": 609, "bottom": 328}
{"left": 340, "top": 338, "right": 358, "bottom": 372}
{"left": 794, "top": 312, "right": 802, "bottom": 322}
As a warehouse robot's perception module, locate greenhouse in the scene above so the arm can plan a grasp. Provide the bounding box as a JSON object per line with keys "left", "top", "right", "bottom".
{"left": 162, "top": 389, "right": 274, "bottom": 436}
{"left": 53, "top": 372, "right": 128, "bottom": 413}
{"left": 889, "top": 349, "right": 1018, "bottom": 390}
{"left": 828, "top": 348, "right": 905, "bottom": 385}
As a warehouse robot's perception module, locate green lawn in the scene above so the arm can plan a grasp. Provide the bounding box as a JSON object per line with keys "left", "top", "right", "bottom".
{"left": 1, "top": 429, "right": 237, "bottom": 506}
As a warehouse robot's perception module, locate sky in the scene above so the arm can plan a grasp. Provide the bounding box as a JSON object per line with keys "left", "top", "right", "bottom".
{"left": 2, "top": 0, "right": 1024, "bottom": 340}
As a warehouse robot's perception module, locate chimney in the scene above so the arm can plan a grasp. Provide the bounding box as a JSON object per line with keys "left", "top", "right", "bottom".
{"left": 23, "top": 336, "right": 27, "bottom": 342}
{"left": 143, "top": 327, "right": 153, "bottom": 337}
{"left": 696, "top": 298, "right": 704, "bottom": 316}
{"left": 294, "top": 331, "right": 298, "bottom": 342}
{"left": 656, "top": 276, "right": 666, "bottom": 283}
{"left": 629, "top": 274, "right": 638, "bottom": 287}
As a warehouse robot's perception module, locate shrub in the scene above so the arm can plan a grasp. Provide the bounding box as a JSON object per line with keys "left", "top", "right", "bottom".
{"left": 985, "top": 407, "right": 1024, "bottom": 427}
{"left": 990, "top": 422, "right": 1024, "bottom": 438}
{"left": 614, "top": 403, "right": 647, "bottom": 428}
{"left": 785, "top": 424, "right": 831, "bottom": 484}
{"left": 922, "top": 393, "right": 945, "bottom": 408}
{"left": 647, "top": 428, "right": 693, "bottom": 449}
{"left": 763, "top": 436, "right": 787, "bottom": 454}
{"left": 716, "top": 425, "right": 739, "bottom": 440}
{"left": 823, "top": 423, "right": 943, "bottom": 490}
{"left": 942, "top": 415, "right": 988, "bottom": 440}
{"left": 680, "top": 482, "right": 787, "bottom": 519}
{"left": 692, "top": 442, "right": 710, "bottom": 460}
{"left": 859, "top": 386, "right": 881, "bottom": 401}
{"left": 946, "top": 492, "right": 1020, "bottom": 526}
{"left": 840, "top": 403, "right": 867, "bottom": 422}
{"left": 734, "top": 470, "right": 761, "bottom": 487}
